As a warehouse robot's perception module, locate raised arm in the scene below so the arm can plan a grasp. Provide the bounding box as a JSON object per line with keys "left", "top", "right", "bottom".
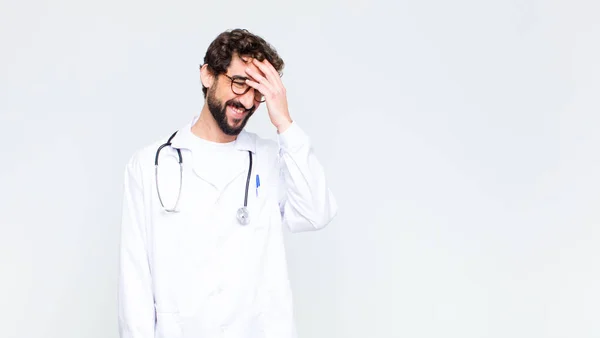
{"left": 277, "top": 122, "right": 338, "bottom": 232}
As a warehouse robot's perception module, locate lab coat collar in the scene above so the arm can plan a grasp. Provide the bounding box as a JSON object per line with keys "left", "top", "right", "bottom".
{"left": 170, "top": 115, "right": 256, "bottom": 154}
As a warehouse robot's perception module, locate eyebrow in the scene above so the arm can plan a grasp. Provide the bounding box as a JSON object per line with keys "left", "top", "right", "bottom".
{"left": 229, "top": 74, "right": 249, "bottom": 80}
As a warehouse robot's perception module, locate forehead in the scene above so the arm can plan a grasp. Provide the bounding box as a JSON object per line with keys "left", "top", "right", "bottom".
{"left": 227, "top": 54, "right": 260, "bottom": 76}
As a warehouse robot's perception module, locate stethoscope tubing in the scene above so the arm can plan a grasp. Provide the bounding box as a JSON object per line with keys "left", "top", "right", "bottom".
{"left": 154, "top": 130, "right": 253, "bottom": 224}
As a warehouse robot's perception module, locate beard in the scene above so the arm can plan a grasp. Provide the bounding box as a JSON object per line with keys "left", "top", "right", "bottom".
{"left": 207, "top": 86, "right": 256, "bottom": 136}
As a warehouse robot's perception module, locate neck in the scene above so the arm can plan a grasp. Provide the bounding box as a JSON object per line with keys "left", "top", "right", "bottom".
{"left": 191, "top": 105, "right": 237, "bottom": 143}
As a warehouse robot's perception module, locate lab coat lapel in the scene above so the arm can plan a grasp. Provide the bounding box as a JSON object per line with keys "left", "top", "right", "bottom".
{"left": 207, "top": 130, "right": 256, "bottom": 191}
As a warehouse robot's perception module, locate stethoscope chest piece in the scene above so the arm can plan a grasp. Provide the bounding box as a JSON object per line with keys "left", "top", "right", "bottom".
{"left": 237, "top": 206, "right": 250, "bottom": 225}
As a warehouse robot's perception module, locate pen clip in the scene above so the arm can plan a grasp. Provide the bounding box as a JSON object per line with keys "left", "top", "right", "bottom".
{"left": 256, "top": 174, "right": 260, "bottom": 197}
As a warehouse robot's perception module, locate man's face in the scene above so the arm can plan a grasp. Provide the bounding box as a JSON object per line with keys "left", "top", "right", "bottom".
{"left": 206, "top": 55, "right": 263, "bottom": 136}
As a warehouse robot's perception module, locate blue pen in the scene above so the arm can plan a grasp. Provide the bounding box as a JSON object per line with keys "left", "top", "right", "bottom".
{"left": 256, "top": 174, "right": 260, "bottom": 197}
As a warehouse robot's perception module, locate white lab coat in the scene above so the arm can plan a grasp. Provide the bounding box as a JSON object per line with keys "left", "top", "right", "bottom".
{"left": 118, "top": 116, "right": 337, "bottom": 338}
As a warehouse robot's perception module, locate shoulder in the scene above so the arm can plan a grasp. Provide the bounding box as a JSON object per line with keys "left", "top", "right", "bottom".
{"left": 244, "top": 122, "right": 312, "bottom": 155}
{"left": 242, "top": 130, "right": 280, "bottom": 155}
{"left": 123, "top": 133, "right": 173, "bottom": 181}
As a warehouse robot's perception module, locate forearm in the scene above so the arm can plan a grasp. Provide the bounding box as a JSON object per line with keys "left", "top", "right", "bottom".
{"left": 278, "top": 123, "right": 338, "bottom": 231}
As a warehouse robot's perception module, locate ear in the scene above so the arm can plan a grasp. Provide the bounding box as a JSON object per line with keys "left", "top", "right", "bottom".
{"left": 200, "top": 64, "right": 215, "bottom": 89}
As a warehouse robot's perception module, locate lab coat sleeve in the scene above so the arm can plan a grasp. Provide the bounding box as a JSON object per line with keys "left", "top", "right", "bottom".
{"left": 278, "top": 122, "right": 338, "bottom": 232}
{"left": 118, "top": 155, "right": 155, "bottom": 338}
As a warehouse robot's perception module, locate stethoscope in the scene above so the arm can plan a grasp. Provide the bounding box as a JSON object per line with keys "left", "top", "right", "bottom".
{"left": 154, "top": 130, "right": 253, "bottom": 225}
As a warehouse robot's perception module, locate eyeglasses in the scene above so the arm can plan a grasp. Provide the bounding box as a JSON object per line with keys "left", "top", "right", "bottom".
{"left": 223, "top": 74, "right": 266, "bottom": 103}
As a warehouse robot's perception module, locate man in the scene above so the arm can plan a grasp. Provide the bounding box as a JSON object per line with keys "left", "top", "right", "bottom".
{"left": 118, "top": 28, "right": 337, "bottom": 338}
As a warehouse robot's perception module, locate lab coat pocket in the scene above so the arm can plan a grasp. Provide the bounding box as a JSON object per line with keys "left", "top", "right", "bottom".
{"left": 155, "top": 312, "right": 182, "bottom": 338}
{"left": 247, "top": 171, "right": 277, "bottom": 228}
{"left": 250, "top": 191, "right": 267, "bottom": 222}
{"left": 246, "top": 194, "right": 277, "bottom": 234}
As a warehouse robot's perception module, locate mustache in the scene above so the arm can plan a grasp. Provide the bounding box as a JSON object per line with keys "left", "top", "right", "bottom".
{"left": 226, "top": 99, "right": 254, "bottom": 113}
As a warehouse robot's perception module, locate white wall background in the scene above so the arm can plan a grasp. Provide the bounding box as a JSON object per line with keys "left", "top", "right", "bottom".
{"left": 1, "top": 0, "right": 599, "bottom": 337}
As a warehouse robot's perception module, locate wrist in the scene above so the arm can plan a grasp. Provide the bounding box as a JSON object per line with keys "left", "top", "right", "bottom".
{"left": 275, "top": 117, "right": 293, "bottom": 133}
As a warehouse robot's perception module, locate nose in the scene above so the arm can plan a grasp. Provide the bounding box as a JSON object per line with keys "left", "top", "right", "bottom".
{"left": 238, "top": 88, "right": 256, "bottom": 109}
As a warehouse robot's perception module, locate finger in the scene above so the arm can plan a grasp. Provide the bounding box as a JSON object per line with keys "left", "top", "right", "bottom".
{"left": 245, "top": 62, "right": 267, "bottom": 81}
{"left": 245, "top": 67, "right": 276, "bottom": 94}
{"left": 261, "top": 59, "right": 280, "bottom": 77}
{"left": 245, "top": 78, "right": 274, "bottom": 99}
{"left": 245, "top": 66, "right": 266, "bottom": 83}
{"left": 261, "top": 59, "right": 284, "bottom": 88}
{"left": 254, "top": 58, "right": 277, "bottom": 77}
{"left": 252, "top": 59, "right": 282, "bottom": 86}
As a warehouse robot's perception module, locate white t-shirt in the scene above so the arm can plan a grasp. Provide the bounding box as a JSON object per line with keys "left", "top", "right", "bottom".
{"left": 188, "top": 135, "right": 246, "bottom": 191}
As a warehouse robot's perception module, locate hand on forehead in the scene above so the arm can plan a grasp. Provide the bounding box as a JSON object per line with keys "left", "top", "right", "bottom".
{"left": 237, "top": 54, "right": 264, "bottom": 79}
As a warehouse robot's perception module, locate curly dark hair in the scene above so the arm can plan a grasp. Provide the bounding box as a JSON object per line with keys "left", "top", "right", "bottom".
{"left": 201, "top": 28, "right": 285, "bottom": 98}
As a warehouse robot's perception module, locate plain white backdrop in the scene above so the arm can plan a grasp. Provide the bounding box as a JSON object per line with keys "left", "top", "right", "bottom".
{"left": 1, "top": 0, "right": 599, "bottom": 337}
